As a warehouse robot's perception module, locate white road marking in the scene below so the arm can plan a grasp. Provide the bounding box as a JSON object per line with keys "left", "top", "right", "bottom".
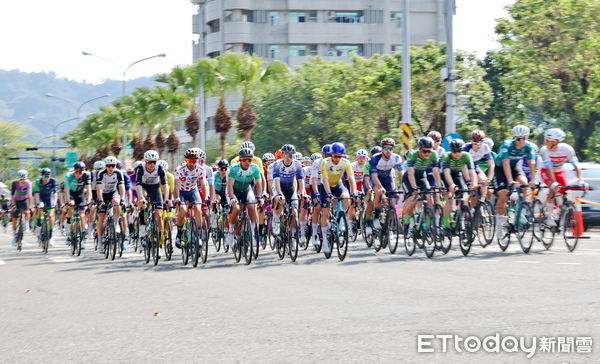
{"left": 47, "top": 256, "right": 77, "bottom": 263}
{"left": 515, "top": 260, "right": 540, "bottom": 264}
{"left": 556, "top": 262, "right": 582, "bottom": 265}
{"left": 0, "top": 259, "right": 5, "bottom": 265}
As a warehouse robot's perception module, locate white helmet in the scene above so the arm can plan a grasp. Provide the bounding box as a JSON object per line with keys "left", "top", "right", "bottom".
{"left": 133, "top": 161, "right": 143, "bottom": 169}
{"left": 198, "top": 149, "right": 206, "bottom": 160}
{"left": 310, "top": 153, "right": 322, "bottom": 161}
{"left": 17, "top": 169, "right": 28, "bottom": 179}
{"left": 241, "top": 141, "right": 255, "bottom": 151}
{"left": 512, "top": 125, "right": 530, "bottom": 137}
{"left": 482, "top": 137, "right": 494, "bottom": 149}
{"left": 356, "top": 149, "right": 368, "bottom": 157}
{"left": 104, "top": 156, "right": 118, "bottom": 165}
{"left": 144, "top": 150, "right": 159, "bottom": 161}
{"left": 157, "top": 160, "right": 168, "bottom": 170}
{"left": 302, "top": 156, "right": 312, "bottom": 163}
{"left": 262, "top": 153, "right": 275, "bottom": 162}
{"left": 93, "top": 160, "right": 105, "bottom": 170}
{"left": 544, "top": 128, "right": 566, "bottom": 142}
{"left": 294, "top": 152, "right": 303, "bottom": 160}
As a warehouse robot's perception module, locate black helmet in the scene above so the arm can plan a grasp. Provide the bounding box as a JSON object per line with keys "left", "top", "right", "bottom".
{"left": 418, "top": 137, "right": 434, "bottom": 149}
{"left": 370, "top": 146, "right": 382, "bottom": 156}
{"left": 239, "top": 148, "right": 254, "bottom": 158}
{"left": 450, "top": 139, "right": 465, "bottom": 152}
{"left": 217, "top": 159, "right": 229, "bottom": 168}
{"left": 73, "top": 161, "right": 86, "bottom": 170}
{"left": 1, "top": 194, "right": 5, "bottom": 198}
{"left": 281, "top": 144, "right": 296, "bottom": 154}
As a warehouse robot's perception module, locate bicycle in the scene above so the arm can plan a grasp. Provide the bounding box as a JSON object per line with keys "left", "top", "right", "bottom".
{"left": 276, "top": 198, "right": 300, "bottom": 262}
{"left": 350, "top": 194, "right": 365, "bottom": 243}
{"left": 231, "top": 201, "right": 256, "bottom": 265}
{"left": 472, "top": 190, "right": 496, "bottom": 248}
{"left": 37, "top": 207, "right": 52, "bottom": 254}
{"left": 372, "top": 191, "right": 402, "bottom": 254}
{"left": 404, "top": 188, "right": 445, "bottom": 258}
{"left": 14, "top": 209, "right": 25, "bottom": 252}
{"left": 178, "top": 202, "right": 205, "bottom": 267}
{"left": 445, "top": 188, "right": 477, "bottom": 256}
{"left": 68, "top": 206, "right": 86, "bottom": 257}
{"left": 161, "top": 205, "right": 174, "bottom": 261}
{"left": 101, "top": 202, "right": 123, "bottom": 261}
{"left": 323, "top": 196, "right": 351, "bottom": 261}
{"left": 497, "top": 184, "right": 535, "bottom": 253}
{"left": 532, "top": 185, "right": 587, "bottom": 252}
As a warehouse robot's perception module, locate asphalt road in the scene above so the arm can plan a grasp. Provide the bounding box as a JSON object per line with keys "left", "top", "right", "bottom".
{"left": 1, "top": 227, "right": 599, "bottom": 364}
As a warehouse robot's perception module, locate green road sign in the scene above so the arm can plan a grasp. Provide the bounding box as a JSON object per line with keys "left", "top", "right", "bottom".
{"left": 65, "top": 152, "right": 77, "bottom": 167}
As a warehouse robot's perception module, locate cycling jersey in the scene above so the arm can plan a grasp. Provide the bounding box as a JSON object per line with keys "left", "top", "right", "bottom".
{"left": 166, "top": 172, "right": 175, "bottom": 195}
{"left": 273, "top": 159, "right": 304, "bottom": 186}
{"left": 214, "top": 171, "right": 227, "bottom": 195}
{"left": 540, "top": 143, "right": 578, "bottom": 171}
{"left": 96, "top": 169, "right": 125, "bottom": 193}
{"left": 135, "top": 164, "right": 166, "bottom": 186}
{"left": 351, "top": 161, "right": 366, "bottom": 183}
{"left": 463, "top": 143, "right": 493, "bottom": 163}
{"left": 302, "top": 165, "right": 312, "bottom": 186}
{"left": 441, "top": 152, "right": 475, "bottom": 172}
{"left": 11, "top": 180, "right": 32, "bottom": 201}
{"left": 495, "top": 140, "right": 536, "bottom": 167}
{"left": 320, "top": 157, "right": 353, "bottom": 187}
{"left": 406, "top": 150, "right": 439, "bottom": 174}
{"left": 369, "top": 153, "right": 403, "bottom": 178}
{"left": 310, "top": 158, "right": 325, "bottom": 185}
{"left": 230, "top": 156, "right": 264, "bottom": 176}
{"left": 478, "top": 152, "right": 497, "bottom": 172}
{"left": 228, "top": 163, "right": 261, "bottom": 194}
{"left": 90, "top": 170, "right": 100, "bottom": 190}
{"left": 202, "top": 164, "right": 214, "bottom": 186}
{"left": 33, "top": 177, "right": 57, "bottom": 197}
{"left": 174, "top": 163, "right": 205, "bottom": 191}
{"left": 65, "top": 171, "right": 91, "bottom": 193}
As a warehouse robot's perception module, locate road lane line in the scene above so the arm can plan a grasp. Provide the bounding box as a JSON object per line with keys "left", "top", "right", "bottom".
{"left": 0, "top": 259, "right": 5, "bottom": 265}
{"left": 48, "top": 256, "right": 77, "bottom": 263}
{"left": 515, "top": 260, "right": 540, "bottom": 264}
{"left": 556, "top": 262, "right": 582, "bottom": 265}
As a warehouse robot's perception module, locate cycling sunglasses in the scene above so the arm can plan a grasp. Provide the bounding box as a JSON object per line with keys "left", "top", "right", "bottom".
{"left": 105, "top": 164, "right": 116, "bottom": 168}
{"left": 420, "top": 149, "right": 432, "bottom": 154}
{"left": 146, "top": 160, "right": 156, "bottom": 165}
{"left": 382, "top": 146, "right": 394, "bottom": 150}
{"left": 240, "top": 158, "right": 252, "bottom": 163}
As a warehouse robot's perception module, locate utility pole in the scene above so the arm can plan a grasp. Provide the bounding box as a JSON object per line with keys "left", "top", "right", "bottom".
{"left": 445, "top": 0, "right": 457, "bottom": 134}
{"left": 401, "top": 0, "right": 413, "bottom": 155}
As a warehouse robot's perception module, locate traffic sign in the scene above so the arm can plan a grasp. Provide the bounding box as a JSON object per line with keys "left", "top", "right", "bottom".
{"left": 442, "top": 133, "right": 463, "bottom": 151}
{"left": 65, "top": 152, "right": 77, "bottom": 167}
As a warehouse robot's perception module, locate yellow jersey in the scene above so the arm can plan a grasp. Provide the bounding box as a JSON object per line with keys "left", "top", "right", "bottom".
{"left": 230, "top": 156, "right": 264, "bottom": 176}
{"left": 166, "top": 171, "right": 175, "bottom": 195}
{"left": 320, "top": 157, "right": 353, "bottom": 187}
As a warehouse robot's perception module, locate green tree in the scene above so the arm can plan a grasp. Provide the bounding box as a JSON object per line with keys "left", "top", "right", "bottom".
{"left": 495, "top": 0, "right": 600, "bottom": 158}
{"left": 0, "top": 120, "right": 32, "bottom": 182}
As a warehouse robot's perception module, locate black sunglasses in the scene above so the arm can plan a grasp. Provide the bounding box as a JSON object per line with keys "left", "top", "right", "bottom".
{"left": 421, "top": 149, "right": 432, "bottom": 154}
{"left": 146, "top": 160, "right": 156, "bottom": 165}
{"left": 515, "top": 137, "right": 527, "bottom": 141}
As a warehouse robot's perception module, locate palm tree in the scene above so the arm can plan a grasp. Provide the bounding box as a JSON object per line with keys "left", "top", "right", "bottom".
{"left": 231, "top": 53, "right": 289, "bottom": 140}
{"left": 166, "top": 129, "right": 180, "bottom": 169}
{"left": 155, "top": 130, "right": 166, "bottom": 155}
{"left": 185, "top": 108, "right": 200, "bottom": 146}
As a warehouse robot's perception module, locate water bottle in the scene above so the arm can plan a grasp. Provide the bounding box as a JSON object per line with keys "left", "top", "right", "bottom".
{"left": 507, "top": 207, "right": 516, "bottom": 224}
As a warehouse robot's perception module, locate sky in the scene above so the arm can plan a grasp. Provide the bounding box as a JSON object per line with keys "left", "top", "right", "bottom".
{"left": 0, "top": 0, "right": 513, "bottom": 84}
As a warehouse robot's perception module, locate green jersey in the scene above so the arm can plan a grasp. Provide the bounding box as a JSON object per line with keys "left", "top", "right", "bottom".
{"left": 363, "top": 161, "right": 371, "bottom": 177}
{"left": 228, "top": 163, "right": 261, "bottom": 193}
{"left": 406, "top": 150, "right": 439, "bottom": 174}
{"left": 441, "top": 152, "right": 474, "bottom": 173}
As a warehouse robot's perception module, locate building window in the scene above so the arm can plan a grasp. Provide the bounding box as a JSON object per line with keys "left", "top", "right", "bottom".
{"left": 269, "top": 45, "right": 281, "bottom": 59}
{"left": 241, "top": 10, "right": 254, "bottom": 22}
{"left": 243, "top": 44, "right": 255, "bottom": 54}
{"left": 290, "top": 11, "right": 317, "bottom": 23}
{"left": 329, "top": 11, "right": 363, "bottom": 23}
{"left": 328, "top": 45, "right": 363, "bottom": 57}
{"left": 207, "top": 19, "right": 220, "bottom": 33}
{"left": 391, "top": 45, "right": 403, "bottom": 53}
{"left": 289, "top": 45, "right": 318, "bottom": 57}
{"left": 391, "top": 12, "right": 403, "bottom": 27}
{"left": 206, "top": 116, "right": 214, "bottom": 131}
{"left": 207, "top": 51, "right": 220, "bottom": 58}
{"left": 269, "top": 11, "right": 280, "bottom": 24}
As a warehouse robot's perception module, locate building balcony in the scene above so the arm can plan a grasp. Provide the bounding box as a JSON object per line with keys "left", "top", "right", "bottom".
{"left": 288, "top": 22, "right": 372, "bottom": 43}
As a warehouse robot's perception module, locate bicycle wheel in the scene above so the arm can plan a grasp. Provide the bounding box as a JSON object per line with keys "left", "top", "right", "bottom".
{"left": 323, "top": 225, "right": 333, "bottom": 259}
{"left": 42, "top": 218, "right": 49, "bottom": 254}
{"left": 478, "top": 201, "right": 496, "bottom": 248}
{"left": 421, "top": 207, "right": 437, "bottom": 258}
{"left": 433, "top": 204, "right": 450, "bottom": 254}
{"left": 350, "top": 216, "right": 359, "bottom": 242}
{"left": 241, "top": 215, "right": 253, "bottom": 265}
{"left": 181, "top": 222, "right": 190, "bottom": 265}
{"left": 457, "top": 208, "right": 473, "bottom": 256}
{"left": 336, "top": 212, "right": 348, "bottom": 261}
{"left": 516, "top": 203, "right": 534, "bottom": 254}
{"left": 315, "top": 226, "right": 323, "bottom": 253}
{"left": 200, "top": 219, "right": 209, "bottom": 264}
{"left": 74, "top": 222, "right": 83, "bottom": 257}
{"left": 110, "top": 221, "right": 118, "bottom": 261}
{"left": 251, "top": 223, "right": 259, "bottom": 260}
{"left": 190, "top": 218, "right": 200, "bottom": 267}
{"left": 144, "top": 224, "right": 152, "bottom": 264}
{"left": 288, "top": 215, "right": 299, "bottom": 262}
{"left": 152, "top": 218, "right": 161, "bottom": 266}
{"left": 387, "top": 208, "right": 400, "bottom": 254}
{"left": 532, "top": 199, "right": 555, "bottom": 249}
{"left": 362, "top": 211, "right": 374, "bottom": 248}
{"left": 164, "top": 217, "right": 173, "bottom": 261}
{"left": 403, "top": 214, "right": 416, "bottom": 256}
{"left": 561, "top": 205, "right": 579, "bottom": 252}
{"left": 132, "top": 217, "right": 139, "bottom": 252}
{"left": 303, "top": 222, "right": 311, "bottom": 251}
{"left": 372, "top": 223, "right": 383, "bottom": 252}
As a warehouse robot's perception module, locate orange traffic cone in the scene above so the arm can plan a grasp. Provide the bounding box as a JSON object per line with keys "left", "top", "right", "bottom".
{"left": 573, "top": 197, "right": 584, "bottom": 237}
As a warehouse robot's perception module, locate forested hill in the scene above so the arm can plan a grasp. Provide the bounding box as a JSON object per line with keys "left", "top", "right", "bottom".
{"left": 0, "top": 69, "right": 158, "bottom": 141}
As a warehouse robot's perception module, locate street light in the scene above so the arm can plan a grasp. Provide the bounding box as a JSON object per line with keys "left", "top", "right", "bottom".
{"left": 46, "top": 93, "right": 111, "bottom": 122}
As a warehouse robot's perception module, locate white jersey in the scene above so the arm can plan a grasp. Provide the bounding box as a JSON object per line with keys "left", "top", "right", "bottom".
{"left": 463, "top": 143, "right": 493, "bottom": 163}
{"left": 96, "top": 170, "right": 125, "bottom": 194}
{"left": 174, "top": 163, "right": 206, "bottom": 191}
{"left": 302, "top": 165, "right": 312, "bottom": 185}
{"left": 351, "top": 161, "right": 366, "bottom": 182}
{"left": 516, "top": 155, "right": 543, "bottom": 183}
{"left": 310, "top": 158, "right": 324, "bottom": 185}
{"left": 267, "top": 163, "right": 275, "bottom": 182}
{"left": 540, "top": 143, "right": 578, "bottom": 171}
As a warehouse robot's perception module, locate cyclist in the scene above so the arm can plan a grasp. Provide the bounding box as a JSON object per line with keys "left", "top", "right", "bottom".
{"left": 96, "top": 156, "right": 126, "bottom": 253}
{"left": 539, "top": 128, "right": 585, "bottom": 225}
{"left": 10, "top": 170, "right": 33, "bottom": 246}
{"left": 88, "top": 160, "right": 105, "bottom": 237}
{"left": 352, "top": 149, "right": 368, "bottom": 195}
{"left": 308, "top": 145, "right": 331, "bottom": 246}
{"left": 174, "top": 148, "right": 208, "bottom": 248}
{"left": 135, "top": 150, "right": 168, "bottom": 251}
{"left": 272, "top": 144, "right": 305, "bottom": 246}
{"left": 402, "top": 137, "right": 442, "bottom": 235}
{"left": 463, "top": 130, "right": 495, "bottom": 204}
{"left": 32, "top": 168, "right": 57, "bottom": 247}
{"left": 197, "top": 149, "right": 215, "bottom": 228}
{"left": 117, "top": 160, "right": 132, "bottom": 246}
{"left": 441, "top": 139, "right": 477, "bottom": 233}
{"left": 226, "top": 148, "right": 264, "bottom": 248}
{"left": 262, "top": 153, "right": 276, "bottom": 197}
{"left": 319, "top": 142, "right": 358, "bottom": 252}
{"left": 64, "top": 162, "right": 92, "bottom": 248}
{"left": 157, "top": 160, "right": 174, "bottom": 203}
{"left": 363, "top": 146, "right": 382, "bottom": 236}
{"left": 370, "top": 138, "right": 404, "bottom": 231}
{"left": 214, "top": 159, "right": 229, "bottom": 208}
{"left": 1, "top": 194, "right": 9, "bottom": 228}
{"left": 494, "top": 125, "right": 537, "bottom": 234}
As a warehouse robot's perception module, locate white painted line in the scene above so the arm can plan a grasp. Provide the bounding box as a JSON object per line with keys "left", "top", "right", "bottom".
{"left": 515, "top": 260, "right": 540, "bottom": 264}
{"left": 48, "top": 256, "right": 77, "bottom": 263}
{"left": 481, "top": 259, "right": 499, "bottom": 262}
{"left": 556, "top": 262, "right": 582, "bottom": 265}
{"left": 0, "top": 259, "right": 5, "bottom": 265}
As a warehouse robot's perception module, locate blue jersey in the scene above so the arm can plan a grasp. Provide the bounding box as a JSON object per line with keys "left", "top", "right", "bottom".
{"left": 33, "top": 177, "right": 57, "bottom": 197}
{"left": 273, "top": 160, "right": 304, "bottom": 186}
{"left": 370, "top": 153, "right": 403, "bottom": 179}
{"left": 495, "top": 140, "right": 536, "bottom": 167}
